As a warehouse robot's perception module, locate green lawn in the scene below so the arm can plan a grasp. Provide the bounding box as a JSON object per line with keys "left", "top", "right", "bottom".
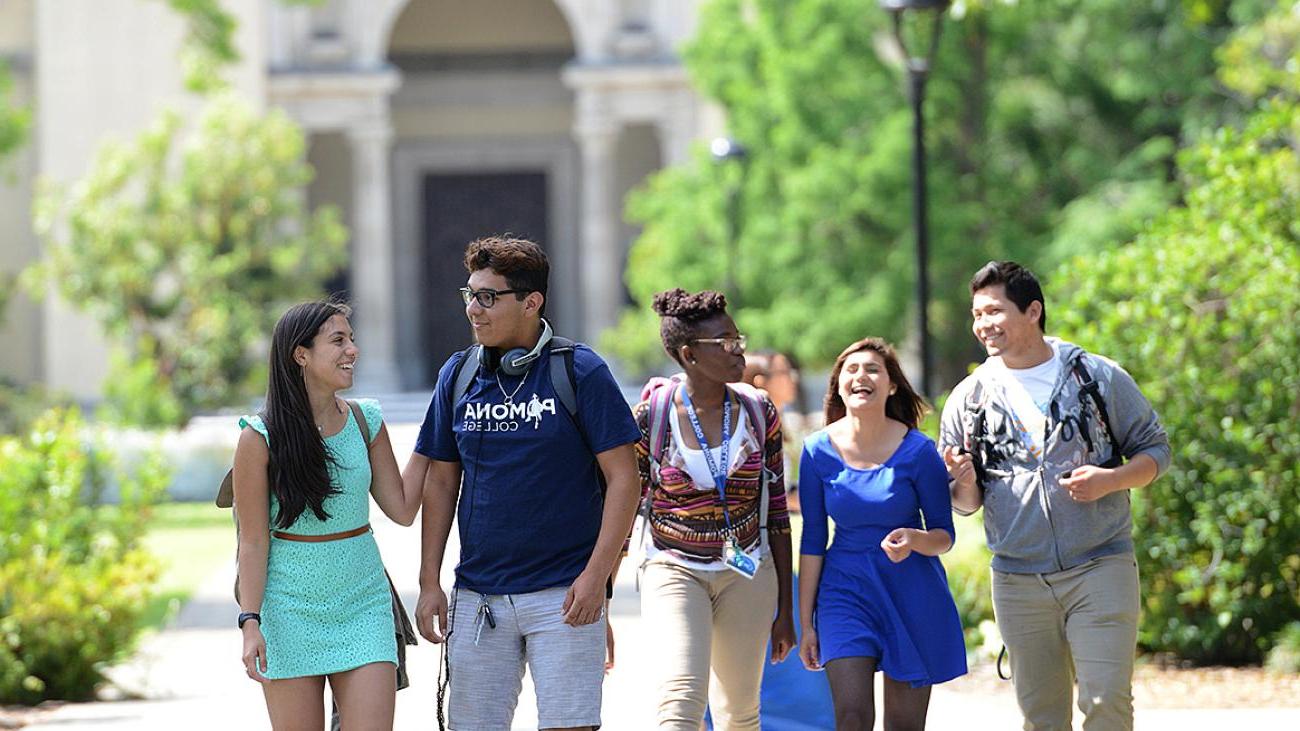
{"left": 139, "top": 501, "right": 234, "bottom": 632}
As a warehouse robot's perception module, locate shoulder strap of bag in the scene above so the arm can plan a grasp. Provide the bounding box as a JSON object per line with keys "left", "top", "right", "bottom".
{"left": 450, "top": 345, "right": 481, "bottom": 411}
{"left": 1070, "top": 358, "right": 1119, "bottom": 451}
{"left": 347, "top": 399, "right": 372, "bottom": 446}
{"left": 964, "top": 378, "right": 991, "bottom": 490}
{"left": 636, "top": 380, "right": 679, "bottom": 553}
{"left": 547, "top": 337, "right": 579, "bottom": 419}
{"left": 729, "top": 382, "right": 771, "bottom": 552}
{"left": 646, "top": 379, "right": 678, "bottom": 466}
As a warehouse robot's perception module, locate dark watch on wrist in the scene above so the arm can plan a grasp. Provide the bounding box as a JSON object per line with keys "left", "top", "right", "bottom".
{"left": 238, "top": 611, "right": 261, "bottom": 629}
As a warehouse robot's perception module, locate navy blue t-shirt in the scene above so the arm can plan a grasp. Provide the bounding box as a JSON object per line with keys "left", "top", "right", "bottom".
{"left": 414, "top": 342, "right": 640, "bottom": 595}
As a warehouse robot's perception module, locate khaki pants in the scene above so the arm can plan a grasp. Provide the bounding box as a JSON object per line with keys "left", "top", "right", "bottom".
{"left": 992, "top": 554, "right": 1140, "bottom": 731}
{"left": 640, "top": 556, "right": 778, "bottom": 731}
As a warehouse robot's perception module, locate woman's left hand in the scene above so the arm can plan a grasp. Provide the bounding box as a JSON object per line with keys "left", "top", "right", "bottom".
{"left": 770, "top": 611, "right": 796, "bottom": 663}
{"left": 880, "top": 528, "right": 915, "bottom": 563}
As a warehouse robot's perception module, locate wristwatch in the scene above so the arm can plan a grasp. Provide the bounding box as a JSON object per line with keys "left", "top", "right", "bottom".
{"left": 237, "top": 611, "right": 261, "bottom": 629}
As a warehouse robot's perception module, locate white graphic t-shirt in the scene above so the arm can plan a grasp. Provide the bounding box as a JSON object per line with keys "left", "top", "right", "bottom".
{"left": 992, "top": 341, "right": 1061, "bottom": 462}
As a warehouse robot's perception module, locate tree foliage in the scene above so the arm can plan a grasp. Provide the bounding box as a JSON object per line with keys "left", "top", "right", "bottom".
{"left": 157, "top": 0, "right": 326, "bottom": 93}
{"left": 609, "top": 0, "right": 1249, "bottom": 378}
{"left": 30, "top": 96, "right": 346, "bottom": 426}
{"left": 1055, "top": 100, "right": 1300, "bottom": 663}
{"left": 0, "top": 62, "right": 29, "bottom": 168}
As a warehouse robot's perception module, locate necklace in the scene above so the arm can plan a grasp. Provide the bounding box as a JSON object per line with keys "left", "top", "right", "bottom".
{"left": 495, "top": 371, "right": 528, "bottom": 404}
{"left": 316, "top": 398, "right": 344, "bottom": 433}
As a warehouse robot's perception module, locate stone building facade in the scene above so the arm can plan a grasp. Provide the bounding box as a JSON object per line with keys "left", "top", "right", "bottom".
{"left": 0, "top": 0, "right": 720, "bottom": 395}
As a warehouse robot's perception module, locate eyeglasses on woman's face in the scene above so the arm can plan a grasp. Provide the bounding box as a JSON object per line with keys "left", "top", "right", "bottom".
{"left": 690, "top": 334, "right": 748, "bottom": 355}
{"left": 459, "top": 287, "right": 527, "bottom": 309}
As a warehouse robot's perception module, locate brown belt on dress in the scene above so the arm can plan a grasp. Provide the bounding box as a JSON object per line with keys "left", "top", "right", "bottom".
{"left": 272, "top": 523, "right": 371, "bottom": 542}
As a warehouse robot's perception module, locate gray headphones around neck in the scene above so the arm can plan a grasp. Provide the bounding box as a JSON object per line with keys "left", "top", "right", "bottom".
{"left": 479, "top": 318, "right": 554, "bottom": 376}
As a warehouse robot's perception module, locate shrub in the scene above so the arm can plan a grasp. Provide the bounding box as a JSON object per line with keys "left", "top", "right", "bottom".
{"left": 1266, "top": 622, "right": 1300, "bottom": 674}
{"left": 944, "top": 513, "right": 996, "bottom": 651}
{"left": 0, "top": 409, "right": 168, "bottom": 704}
{"left": 1054, "top": 101, "right": 1300, "bottom": 663}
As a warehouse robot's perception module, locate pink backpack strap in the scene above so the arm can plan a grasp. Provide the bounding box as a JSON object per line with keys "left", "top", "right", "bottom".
{"left": 727, "top": 382, "right": 769, "bottom": 455}
{"left": 646, "top": 379, "right": 679, "bottom": 466}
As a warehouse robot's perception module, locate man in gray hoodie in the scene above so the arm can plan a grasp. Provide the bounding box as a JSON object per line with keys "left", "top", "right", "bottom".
{"left": 939, "top": 261, "right": 1170, "bottom": 731}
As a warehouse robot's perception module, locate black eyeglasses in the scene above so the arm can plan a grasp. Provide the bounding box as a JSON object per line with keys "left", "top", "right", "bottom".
{"left": 690, "top": 334, "right": 748, "bottom": 355}
{"left": 459, "top": 287, "right": 528, "bottom": 308}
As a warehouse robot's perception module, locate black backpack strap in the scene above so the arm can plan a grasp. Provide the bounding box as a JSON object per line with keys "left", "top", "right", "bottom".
{"left": 546, "top": 336, "right": 615, "bottom": 599}
{"left": 1070, "top": 358, "right": 1122, "bottom": 466}
{"left": 966, "top": 381, "right": 990, "bottom": 490}
{"left": 450, "top": 345, "right": 482, "bottom": 411}
{"left": 547, "top": 336, "right": 579, "bottom": 420}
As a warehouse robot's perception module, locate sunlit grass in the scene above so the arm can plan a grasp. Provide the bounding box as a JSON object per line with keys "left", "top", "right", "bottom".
{"left": 139, "top": 501, "right": 233, "bottom": 632}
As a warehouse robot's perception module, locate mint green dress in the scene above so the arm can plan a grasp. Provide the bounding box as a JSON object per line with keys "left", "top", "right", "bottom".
{"left": 239, "top": 399, "right": 397, "bottom": 680}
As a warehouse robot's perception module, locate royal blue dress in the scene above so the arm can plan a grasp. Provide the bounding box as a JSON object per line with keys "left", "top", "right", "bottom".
{"left": 799, "top": 428, "right": 967, "bottom": 687}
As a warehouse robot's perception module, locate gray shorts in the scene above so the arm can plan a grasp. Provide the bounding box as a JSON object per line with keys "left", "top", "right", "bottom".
{"left": 447, "top": 586, "right": 605, "bottom": 730}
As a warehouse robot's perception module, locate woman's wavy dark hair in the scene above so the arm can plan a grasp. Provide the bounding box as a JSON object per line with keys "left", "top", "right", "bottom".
{"left": 823, "top": 337, "right": 929, "bottom": 428}
{"left": 263, "top": 301, "right": 349, "bottom": 529}
{"left": 652, "top": 288, "right": 729, "bottom": 365}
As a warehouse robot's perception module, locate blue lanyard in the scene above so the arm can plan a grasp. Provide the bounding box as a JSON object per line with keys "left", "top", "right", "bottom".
{"left": 679, "top": 386, "right": 735, "bottom": 534}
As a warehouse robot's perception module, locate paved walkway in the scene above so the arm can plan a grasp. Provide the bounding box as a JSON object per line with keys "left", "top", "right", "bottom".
{"left": 23, "top": 424, "right": 1300, "bottom": 729}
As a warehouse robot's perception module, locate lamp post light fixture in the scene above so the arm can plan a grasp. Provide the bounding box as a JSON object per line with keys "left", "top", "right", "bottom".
{"left": 711, "top": 137, "right": 748, "bottom": 306}
{"left": 880, "top": 0, "right": 949, "bottom": 399}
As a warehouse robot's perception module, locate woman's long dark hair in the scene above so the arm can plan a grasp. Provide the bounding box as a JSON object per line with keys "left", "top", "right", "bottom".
{"left": 823, "top": 337, "right": 928, "bottom": 428}
{"left": 263, "top": 301, "right": 349, "bottom": 529}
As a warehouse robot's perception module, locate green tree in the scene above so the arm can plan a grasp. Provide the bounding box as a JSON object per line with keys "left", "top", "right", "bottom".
{"left": 157, "top": 0, "right": 325, "bottom": 93}
{"left": 1055, "top": 100, "right": 1300, "bottom": 663}
{"left": 30, "top": 96, "right": 346, "bottom": 427}
{"left": 0, "top": 62, "right": 29, "bottom": 167}
{"left": 1050, "top": 0, "right": 1300, "bottom": 665}
{"left": 610, "top": 0, "right": 1246, "bottom": 378}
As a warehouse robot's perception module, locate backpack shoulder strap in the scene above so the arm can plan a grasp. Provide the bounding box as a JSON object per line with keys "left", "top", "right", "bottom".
{"left": 646, "top": 380, "right": 679, "bottom": 465}
{"left": 963, "top": 378, "right": 990, "bottom": 488}
{"left": 547, "top": 336, "right": 578, "bottom": 419}
{"left": 727, "top": 382, "right": 772, "bottom": 550}
{"left": 727, "top": 382, "right": 769, "bottom": 455}
{"left": 450, "top": 345, "right": 481, "bottom": 410}
{"left": 1070, "top": 357, "right": 1121, "bottom": 455}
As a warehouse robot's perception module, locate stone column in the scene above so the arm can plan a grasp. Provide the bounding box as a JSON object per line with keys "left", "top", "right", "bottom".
{"left": 657, "top": 92, "right": 697, "bottom": 167}
{"left": 575, "top": 112, "right": 622, "bottom": 342}
{"left": 347, "top": 120, "right": 401, "bottom": 391}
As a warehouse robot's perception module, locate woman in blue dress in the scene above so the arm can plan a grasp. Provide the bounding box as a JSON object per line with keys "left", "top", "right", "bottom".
{"left": 232, "top": 301, "right": 425, "bottom": 730}
{"left": 797, "top": 337, "right": 966, "bottom": 730}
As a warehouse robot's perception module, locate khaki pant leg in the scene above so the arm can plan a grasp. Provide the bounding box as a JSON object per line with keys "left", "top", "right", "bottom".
{"left": 1059, "top": 556, "right": 1140, "bottom": 731}
{"left": 992, "top": 568, "right": 1074, "bottom": 731}
{"left": 641, "top": 559, "right": 715, "bottom": 730}
{"left": 707, "top": 559, "right": 778, "bottom": 731}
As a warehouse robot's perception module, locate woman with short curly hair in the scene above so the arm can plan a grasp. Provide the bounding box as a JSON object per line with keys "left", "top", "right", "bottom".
{"left": 632, "top": 288, "right": 797, "bottom": 730}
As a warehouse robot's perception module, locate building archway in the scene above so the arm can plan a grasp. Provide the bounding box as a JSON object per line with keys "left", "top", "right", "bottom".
{"left": 386, "top": 0, "right": 579, "bottom": 387}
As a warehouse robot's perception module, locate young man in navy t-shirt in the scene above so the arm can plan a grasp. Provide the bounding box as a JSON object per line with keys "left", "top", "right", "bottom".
{"left": 411, "top": 236, "right": 641, "bottom": 731}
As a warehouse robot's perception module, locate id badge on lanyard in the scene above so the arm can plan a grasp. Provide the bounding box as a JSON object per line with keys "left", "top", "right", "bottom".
{"left": 680, "top": 387, "right": 759, "bottom": 580}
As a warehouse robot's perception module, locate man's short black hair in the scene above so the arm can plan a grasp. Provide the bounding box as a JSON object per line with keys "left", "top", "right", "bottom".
{"left": 970, "top": 260, "right": 1047, "bottom": 332}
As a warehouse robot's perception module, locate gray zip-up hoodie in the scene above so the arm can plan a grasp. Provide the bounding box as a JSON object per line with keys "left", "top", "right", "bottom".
{"left": 938, "top": 338, "right": 1171, "bottom": 574}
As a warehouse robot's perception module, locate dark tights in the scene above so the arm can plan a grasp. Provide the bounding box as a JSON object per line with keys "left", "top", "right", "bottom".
{"left": 825, "top": 657, "right": 932, "bottom": 731}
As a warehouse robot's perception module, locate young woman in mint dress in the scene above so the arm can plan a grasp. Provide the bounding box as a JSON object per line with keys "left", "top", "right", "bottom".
{"left": 797, "top": 337, "right": 966, "bottom": 730}
{"left": 232, "top": 301, "right": 424, "bottom": 730}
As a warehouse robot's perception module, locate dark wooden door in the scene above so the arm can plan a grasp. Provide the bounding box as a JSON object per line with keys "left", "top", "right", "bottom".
{"left": 421, "top": 171, "right": 549, "bottom": 380}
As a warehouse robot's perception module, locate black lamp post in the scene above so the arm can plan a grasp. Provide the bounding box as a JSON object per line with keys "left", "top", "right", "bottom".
{"left": 711, "top": 136, "right": 748, "bottom": 306}
{"left": 880, "top": 0, "right": 948, "bottom": 398}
